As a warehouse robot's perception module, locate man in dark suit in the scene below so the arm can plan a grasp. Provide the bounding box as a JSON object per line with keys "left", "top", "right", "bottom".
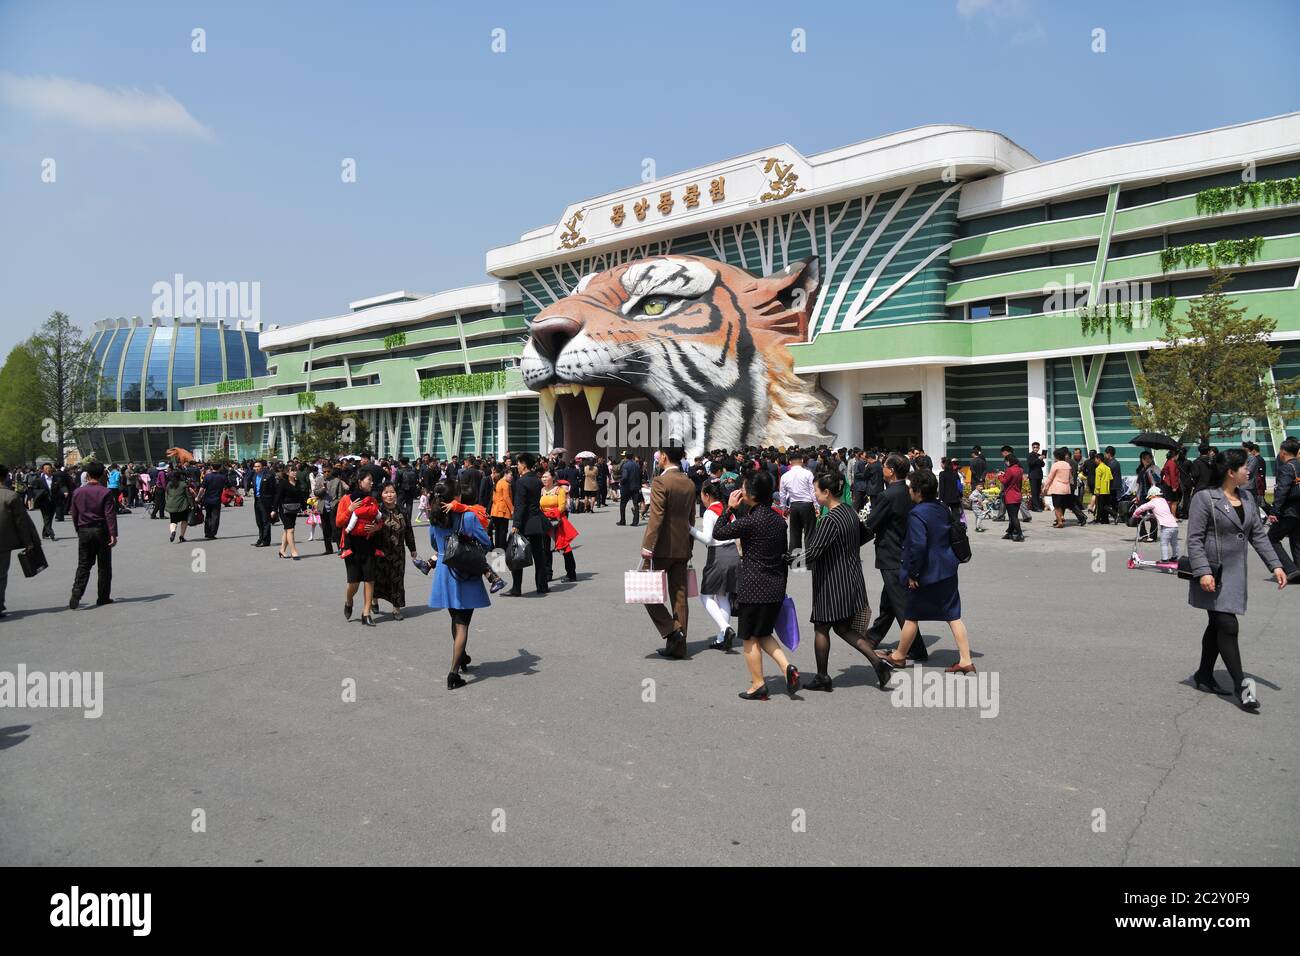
{"left": 201, "top": 463, "right": 228, "bottom": 539}
{"left": 862, "top": 453, "right": 927, "bottom": 661}
{"left": 639, "top": 445, "right": 696, "bottom": 659}
{"left": 617, "top": 453, "right": 643, "bottom": 526}
{"left": 1270, "top": 438, "right": 1300, "bottom": 582}
{"left": 508, "top": 453, "right": 549, "bottom": 596}
{"left": 27, "top": 462, "right": 62, "bottom": 540}
{"left": 250, "top": 459, "right": 274, "bottom": 547}
{"left": 1, "top": 463, "right": 42, "bottom": 618}
{"left": 1027, "top": 442, "right": 1045, "bottom": 511}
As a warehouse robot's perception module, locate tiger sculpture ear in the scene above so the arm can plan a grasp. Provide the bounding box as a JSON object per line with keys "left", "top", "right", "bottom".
{"left": 737, "top": 257, "right": 820, "bottom": 341}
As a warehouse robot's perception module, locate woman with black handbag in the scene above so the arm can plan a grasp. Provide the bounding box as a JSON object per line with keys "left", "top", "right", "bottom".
{"left": 271, "top": 464, "right": 304, "bottom": 560}
{"left": 427, "top": 481, "right": 492, "bottom": 690}
{"left": 1184, "top": 448, "right": 1287, "bottom": 711}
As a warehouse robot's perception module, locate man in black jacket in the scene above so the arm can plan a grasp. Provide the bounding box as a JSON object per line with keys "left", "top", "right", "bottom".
{"left": 27, "top": 462, "right": 62, "bottom": 540}
{"left": 200, "top": 464, "right": 228, "bottom": 539}
{"left": 1027, "top": 442, "right": 1045, "bottom": 511}
{"left": 508, "top": 453, "right": 549, "bottom": 595}
{"left": 969, "top": 447, "right": 988, "bottom": 488}
{"left": 617, "top": 453, "right": 642, "bottom": 526}
{"left": 250, "top": 460, "right": 274, "bottom": 547}
{"left": 1188, "top": 444, "right": 1216, "bottom": 494}
{"left": 1270, "top": 438, "right": 1300, "bottom": 582}
{"left": 864, "top": 451, "right": 885, "bottom": 508}
{"left": 862, "top": 453, "right": 927, "bottom": 661}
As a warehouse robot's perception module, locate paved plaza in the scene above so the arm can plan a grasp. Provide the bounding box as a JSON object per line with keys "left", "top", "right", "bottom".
{"left": 1, "top": 503, "right": 1296, "bottom": 866}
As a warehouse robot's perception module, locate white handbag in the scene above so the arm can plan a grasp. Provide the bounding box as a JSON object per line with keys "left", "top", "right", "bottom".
{"left": 624, "top": 562, "right": 668, "bottom": 605}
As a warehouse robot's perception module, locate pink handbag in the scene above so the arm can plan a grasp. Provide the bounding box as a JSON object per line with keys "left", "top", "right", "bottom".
{"left": 685, "top": 566, "right": 699, "bottom": 598}
{"left": 624, "top": 564, "right": 667, "bottom": 604}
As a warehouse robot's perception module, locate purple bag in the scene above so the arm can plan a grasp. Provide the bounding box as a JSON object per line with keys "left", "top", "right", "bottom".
{"left": 774, "top": 596, "right": 800, "bottom": 652}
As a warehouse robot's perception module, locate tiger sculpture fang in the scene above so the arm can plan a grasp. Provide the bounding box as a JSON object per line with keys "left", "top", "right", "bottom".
{"left": 522, "top": 255, "right": 838, "bottom": 459}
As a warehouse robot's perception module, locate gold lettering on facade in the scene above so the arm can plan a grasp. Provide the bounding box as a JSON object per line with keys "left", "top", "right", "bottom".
{"left": 759, "top": 158, "right": 804, "bottom": 202}
{"left": 683, "top": 184, "right": 700, "bottom": 209}
{"left": 559, "top": 210, "right": 587, "bottom": 249}
{"left": 610, "top": 204, "right": 625, "bottom": 227}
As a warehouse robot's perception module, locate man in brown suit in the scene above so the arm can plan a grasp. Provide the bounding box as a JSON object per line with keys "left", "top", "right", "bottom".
{"left": 639, "top": 445, "right": 696, "bottom": 659}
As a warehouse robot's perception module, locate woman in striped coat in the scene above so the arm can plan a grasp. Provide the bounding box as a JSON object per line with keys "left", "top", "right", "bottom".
{"left": 801, "top": 471, "right": 891, "bottom": 692}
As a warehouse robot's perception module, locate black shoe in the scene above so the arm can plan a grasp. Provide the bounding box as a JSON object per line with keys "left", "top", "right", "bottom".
{"left": 68, "top": 595, "right": 80, "bottom": 610}
{"left": 804, "top": 673, "right": 833, "bottom": 692}
{"left": 1001, "top": 533, "right": 1012, "bottom": 540}
{"left": 1078, "top": 516, "right": 1087, "bottom": 527}
{"left": 458, "top": 652, "right": 472, "bottom": 672}
{"left": 785, "top": 664, "right": 800, "bottom": 697}
{"left": 447, "top": 672, "right": 467, "bottom": 690}
{"left": 875, "top": 661, "right": 894, "bottom": 689}
{"left": 1012, "top": 534, "right": 1025, "bottom": 542}
{"left": 564, "top": 574, "right": 577, "bottom": 582}
{"left": 1240, "top": 687, "right": 1260, "bottom": 712}
{"left": 360, "top": 614, "right": 376, "bottom": 627}
{"left": 657, "top": 631, "right": 688, "bottom": 659}
{"left": 392, "top": 608, "right": 404, "bottom": 621}
{"left": 721, "top": 627, "right": 736, "bottom": 652}
{"left": 616, "top": 521, "right": 626, "bottom": 526}
{"left": 95, "top": 598, "right": 114, "bottom": 606}
{"left": 505, "top": 589, "right": 522, "bottom": 597}
{"left": 169, "top": 531, "right": 176, "bottom": 542}
{"left": 1193, "top": 674, "right": 1231, "bottom": 695}
{"left": 739, "top": 684, "right": 770, "bottom": 701}
{"left": 344, "top": 602, "right": 353, "bottom": 620}
{"left": 907, "top": 643, "right": 929, "bottom": 663}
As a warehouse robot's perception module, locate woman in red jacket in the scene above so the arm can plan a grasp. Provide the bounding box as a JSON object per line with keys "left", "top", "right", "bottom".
{"left": 999, "top": 454, "right": 1025, "bottom": 542}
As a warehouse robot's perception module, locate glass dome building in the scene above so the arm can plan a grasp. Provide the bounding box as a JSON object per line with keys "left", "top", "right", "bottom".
{"left": 78, "top": 317, "right": 269, "bottom": 463}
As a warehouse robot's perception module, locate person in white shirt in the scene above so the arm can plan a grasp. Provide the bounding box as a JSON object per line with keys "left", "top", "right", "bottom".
{"left": 688, "top": 481, "right": 741, "bottom": 651}
{"left": 779, "top": 451, "right": 816, "bottom": 552}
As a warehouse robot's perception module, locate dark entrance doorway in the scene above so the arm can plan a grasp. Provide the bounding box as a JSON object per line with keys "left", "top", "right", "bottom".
{"left": 862, "top": 392, "right": 921, "bottom": 453}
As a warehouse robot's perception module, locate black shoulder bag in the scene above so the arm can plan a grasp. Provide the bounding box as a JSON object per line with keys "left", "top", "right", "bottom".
{"left": 443, "top": 511, "right": 489, "bottom": 580}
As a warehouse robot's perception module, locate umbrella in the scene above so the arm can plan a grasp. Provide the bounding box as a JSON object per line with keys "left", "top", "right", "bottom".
{"left": 574, "top": 450, "right": 596, "bottom": 459}
{"left": 1129, "top": 432, "right": 1182, "bottom": 452}
{"left": 548, "top": 447, "right": 567, "bottom": 457}
{"left": 340, "top": 454, "right": 362, "bottom": 461}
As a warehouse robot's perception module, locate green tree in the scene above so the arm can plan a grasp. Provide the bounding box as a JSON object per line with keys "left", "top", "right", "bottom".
{"left": 28, "top": 311, "right": 103, "bottom": 459}
{"left": 0, "top": 342, "right": 52, "bottom": 464}
{"left": 295, "top": 401, "right": 371, "bottom": 461}
{"left": 1130, "top": 271, "right": 1300, "bottom": 444}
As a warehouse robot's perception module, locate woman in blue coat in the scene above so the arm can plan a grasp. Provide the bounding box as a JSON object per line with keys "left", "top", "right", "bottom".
{"left": 428, "top": 481, "right": 491, "bottom": 690}
{"left": 880, "top": 468, "right": 976, "bottom": 673}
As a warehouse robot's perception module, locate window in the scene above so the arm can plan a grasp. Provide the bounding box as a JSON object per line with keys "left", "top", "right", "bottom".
{"left": 223, "top": 330, "right": 247, "bottom": 380}
{"left": 119, "top": 328, "right": 150, "bottom": 412}
{"left": 145, "top": 327, "right": 174, "bottom": 411}
{"left": 248, "top": 342, "right": 269, "bottom": 377}
{"left": 968, "top": 298, "right": 1008, "bottom": 320}
{"left": 100, "top": 329, "right": 127, "bottom": 411}
{"left": 199, "top": 326, "right": 223, "bottom": 385}
{"left": 172, "top": 326, "right": 196, "bottom": 407}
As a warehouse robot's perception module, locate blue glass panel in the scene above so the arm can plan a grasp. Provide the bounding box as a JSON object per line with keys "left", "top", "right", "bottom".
{"left": 247, "top": 335, "right": 268, "bottom": 377}
{"left": 199, "top": 326, "right": 223, "bottom": 385}
{"left": 100, "top": 329, "right": 127, "bottom": 411}
{"left": 119, "top": 328, "right": 150, "bottom": 411}
{"left": 145, "top": 326, "right": 173, "bottom": 411}
{"left": 223, "top": 330, "right": 247, "bottom": 380}
{"left": 172, "top": 326, "right": 196, "bottom": 407}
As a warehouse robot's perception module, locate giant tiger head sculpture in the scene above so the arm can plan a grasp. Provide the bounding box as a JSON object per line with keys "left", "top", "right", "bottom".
{"left": 522, "top": 255, "right": 837, "bottom": 458}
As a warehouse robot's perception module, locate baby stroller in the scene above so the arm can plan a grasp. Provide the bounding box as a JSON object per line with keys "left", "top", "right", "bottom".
{"left": 968, "top": 487, "right": 1001, "bottom": 532}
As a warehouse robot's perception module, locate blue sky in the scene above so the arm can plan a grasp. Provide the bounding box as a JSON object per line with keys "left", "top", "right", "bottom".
{"left": 2, "top": 0, "right": 1297, "bottom": 355}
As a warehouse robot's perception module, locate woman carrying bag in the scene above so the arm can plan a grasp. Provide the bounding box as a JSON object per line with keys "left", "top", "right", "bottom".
{"left": 800, "top": 471, "right": 890, "bottom": 692}
{"left": 427, "top": 480, "right": 492, "bottom": 690}
{"left": 1185, "top": 448, "right": 1286, "bottom": 711}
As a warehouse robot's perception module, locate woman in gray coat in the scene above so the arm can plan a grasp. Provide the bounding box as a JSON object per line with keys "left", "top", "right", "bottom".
{"left": 1186, "top": 448, "right": 1287, "bottom": 712}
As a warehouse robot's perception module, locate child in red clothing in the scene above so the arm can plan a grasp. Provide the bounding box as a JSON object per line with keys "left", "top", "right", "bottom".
{"left": 338, "top": 494, "right": 383, "bottom": 559}
{"left": 442, "top": 499, "right": 507, "bottom": 593}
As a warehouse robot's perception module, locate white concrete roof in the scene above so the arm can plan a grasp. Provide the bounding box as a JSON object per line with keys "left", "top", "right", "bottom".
{"left": 959, "top": 112, "right": 1300, "bottom": 217}
{"left": 258, "top": 281, "right": 521, "bottom": 351}
{"left": 486, "top": 125, "right": 1038, "bottom": 276}
{"left": 348, "top": 290, "right": 431, "bottom": 311}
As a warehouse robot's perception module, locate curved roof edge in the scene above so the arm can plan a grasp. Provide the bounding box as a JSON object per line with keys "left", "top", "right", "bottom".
{"left": 258, "top": 281, "right": 521, "bottom": 352}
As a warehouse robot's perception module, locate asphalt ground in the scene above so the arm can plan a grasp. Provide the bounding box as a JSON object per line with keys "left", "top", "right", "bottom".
{"left": 1, "top": 500, "right": 1296, "bottom": 866}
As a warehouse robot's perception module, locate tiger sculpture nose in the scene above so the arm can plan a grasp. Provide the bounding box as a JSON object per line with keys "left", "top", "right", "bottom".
{"left": 529, "top": 314, "right": 583, "bottom": 363}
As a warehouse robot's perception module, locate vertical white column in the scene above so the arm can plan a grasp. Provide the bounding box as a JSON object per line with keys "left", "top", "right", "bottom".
{"left": 539, "top": 400, "right": 553, "bottom": 454}
{"left": 496, "top": 398, "right": 508, "bottom": 457}
{"left": 822, "top": 370, "right": 860, "bottom": 450}
{"left": 1027, "top": 359, "right": 1047, "bottom": 449}
{"left": 922, "top": 365, "right": 948, "bottom": 460}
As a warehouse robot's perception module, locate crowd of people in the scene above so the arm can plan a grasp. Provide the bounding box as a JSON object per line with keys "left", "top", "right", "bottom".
{"left": 0, "top": 432, "right": 1294, "bottom": 711}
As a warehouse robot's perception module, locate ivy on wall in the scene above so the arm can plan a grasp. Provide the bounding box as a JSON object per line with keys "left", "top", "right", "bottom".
{"left": 418, "top": 370, "right": 507, "bottom": 400}
{"left": 216, "top": 377, "right": 254, "bottom": 394}
{"left": 1195, "top": 176, "right": 1300, "bottom": 215}
{"left": 1078, "top": 295, "right": 1178, "bottom": 340}
{"left": 297, "top": 391, "right": 317, "bottom": 409}
{"left": 1149, "top": 296, "right": 1177, "bottom": 328}
{"left": 383, "top": 332, "right": 407, "bottom": 350}
{"left": 1159, "top": 236, "right": 1264, "bottom": 274}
